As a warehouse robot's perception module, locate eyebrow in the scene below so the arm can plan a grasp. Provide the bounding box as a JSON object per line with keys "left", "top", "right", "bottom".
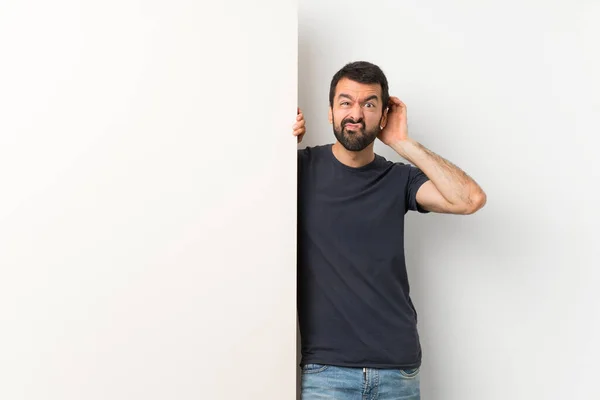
{"left": 338, "top": 93, "right": 380, "bottom": 103}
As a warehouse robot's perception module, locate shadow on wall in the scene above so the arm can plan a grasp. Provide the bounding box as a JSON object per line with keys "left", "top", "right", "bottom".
{"left": 297, "top": 35, "right": 331, "bottom": 151}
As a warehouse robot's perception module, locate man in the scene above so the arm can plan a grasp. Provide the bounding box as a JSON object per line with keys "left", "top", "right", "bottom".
{"left": 291, "top": 61, "right": 486, "bottom": 400}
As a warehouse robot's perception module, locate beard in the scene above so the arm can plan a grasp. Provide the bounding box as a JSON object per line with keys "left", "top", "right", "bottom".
{"left": 333, "top": 116, "right": 381, "bottom": 152}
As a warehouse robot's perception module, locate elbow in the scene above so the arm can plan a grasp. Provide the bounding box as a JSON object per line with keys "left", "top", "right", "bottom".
{"left": 464, "top": 189, "right": 487, "bottom": 215}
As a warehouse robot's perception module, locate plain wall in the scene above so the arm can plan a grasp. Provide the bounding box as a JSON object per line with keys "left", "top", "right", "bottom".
{"left": 298, "top": 0, "right": 599, "bottom": 398}
{"left": 0, "top": 1, "right": 297, "bottom": 399}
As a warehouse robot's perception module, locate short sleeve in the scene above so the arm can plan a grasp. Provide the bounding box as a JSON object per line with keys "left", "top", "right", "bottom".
{"left": 298, "top": 147, "right": 308, "bottom": 165}
{"left": 406, "top": 165, "right": 430, "bottom": 213}
{"left": 297, "top": 146, "right": 312, "bottom": 172}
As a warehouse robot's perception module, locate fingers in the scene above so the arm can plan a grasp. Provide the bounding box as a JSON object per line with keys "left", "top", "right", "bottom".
{"left": 293, "top": 108, "right": 306, "bottom": 142}
{"left": 293, "top": 114, "right": 305, "bottom": 131}
{"left": 293, "top": 110, "right": 305, "bottom": 137}
{"left": 293, "top": 120, "right": 305, "bottom": 135}
{"left": 387, "top": 97, "right": 407, "bottom": 112}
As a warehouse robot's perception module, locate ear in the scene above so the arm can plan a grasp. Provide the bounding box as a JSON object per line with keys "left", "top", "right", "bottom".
{"left": 328, "top": 107, "right": 333, "bottom": 124}
{"left": 379, "top": 107, "right": 389, "bottom": 129}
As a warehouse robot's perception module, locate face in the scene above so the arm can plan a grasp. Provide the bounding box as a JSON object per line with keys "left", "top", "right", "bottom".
{"left": 329, "top": 77, "right": 387, "bottom": 152}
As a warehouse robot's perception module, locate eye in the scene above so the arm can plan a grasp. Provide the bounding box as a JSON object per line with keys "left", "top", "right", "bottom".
{"left": 340, "top": 101, "right": 350, "bottom": 106}
{"left": 365, "top": 103, "right": 375, "bottom": 108}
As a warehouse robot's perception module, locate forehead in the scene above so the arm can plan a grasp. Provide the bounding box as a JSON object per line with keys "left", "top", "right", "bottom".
{"left": 335, "top": 77, "right": 382, "bottom": 100}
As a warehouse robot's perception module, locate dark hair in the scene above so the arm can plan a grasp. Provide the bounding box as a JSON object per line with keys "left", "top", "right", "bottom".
{"left": 329, "top": 61, "right": 389, "bottom": 111}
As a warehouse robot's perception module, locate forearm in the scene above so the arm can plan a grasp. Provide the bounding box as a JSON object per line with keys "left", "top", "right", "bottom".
{"left": 390, "top": 138, "right": 485, "bottom": 208}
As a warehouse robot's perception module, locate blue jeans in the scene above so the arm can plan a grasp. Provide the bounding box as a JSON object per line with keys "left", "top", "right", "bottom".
{"left": 301, "top": 364, "right": 420, "bottom": 400}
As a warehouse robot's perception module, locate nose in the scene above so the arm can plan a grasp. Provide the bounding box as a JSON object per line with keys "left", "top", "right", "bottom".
{"left": 348, "top": 103, "right": 364, "bottom": 122}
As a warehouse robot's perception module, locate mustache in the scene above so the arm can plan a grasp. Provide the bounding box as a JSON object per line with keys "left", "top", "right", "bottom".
{"left": 342, "top": 118, "right": 365, "bottom": 128}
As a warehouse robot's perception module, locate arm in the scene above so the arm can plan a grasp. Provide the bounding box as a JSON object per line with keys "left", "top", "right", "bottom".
{"left": 378, "top": 97, "right": 486, "bottom": 215}
{"left": 392, "top": 139, "right": 486, "bottom": 214}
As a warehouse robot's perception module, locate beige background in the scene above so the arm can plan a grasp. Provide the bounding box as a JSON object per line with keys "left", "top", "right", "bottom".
{"left": 298, "top": 0, "right": 600, "bottom": 398}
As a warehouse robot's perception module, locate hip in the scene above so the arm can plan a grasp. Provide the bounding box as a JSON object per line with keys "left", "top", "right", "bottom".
{"left": 301, "top": 363, "right": 420, "bottom": 400}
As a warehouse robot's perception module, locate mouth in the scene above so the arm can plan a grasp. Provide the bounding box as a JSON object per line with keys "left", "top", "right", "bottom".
{"left": 344, "top": 123, "right": 363, "bottom": 130}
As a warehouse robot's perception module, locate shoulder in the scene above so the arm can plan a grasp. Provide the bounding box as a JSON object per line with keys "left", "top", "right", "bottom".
{"left": 374, "top": 153, "right": 409, "bottom": 174}
{"left": 298, "top": 144, "right": 332, "bottom": 163}
{"left": 379, "top": 157, "right": 429, "bottom": 188}
{"left": 387, "top": 158, "right": 423, "bottom": 177}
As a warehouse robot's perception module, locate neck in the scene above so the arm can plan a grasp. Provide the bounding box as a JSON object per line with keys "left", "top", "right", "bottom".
{"left": 331, "top": 141, "right": 375, "bottom": 168}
